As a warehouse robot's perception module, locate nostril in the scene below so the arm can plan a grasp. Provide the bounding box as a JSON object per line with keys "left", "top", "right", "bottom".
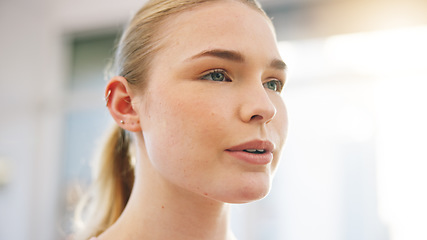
{"left": 250, "top": 115, "right": 263, "bottom": 121}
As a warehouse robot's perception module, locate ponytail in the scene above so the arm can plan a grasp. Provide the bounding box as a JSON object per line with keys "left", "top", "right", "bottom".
{"left": 73, "top": 125, "right": 134, "bottom": 240}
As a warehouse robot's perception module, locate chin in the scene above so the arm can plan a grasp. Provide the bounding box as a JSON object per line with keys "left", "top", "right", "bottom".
{"left": 219, "top": 173, "right": 272, "bottom": 204}
{"left": 237, "top": 184, "right": 271, "bottom": 203}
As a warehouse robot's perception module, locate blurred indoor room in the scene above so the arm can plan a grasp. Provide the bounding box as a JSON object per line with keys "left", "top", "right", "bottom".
{"left": 1, "top": 0, "right": 426, "bottom": 239}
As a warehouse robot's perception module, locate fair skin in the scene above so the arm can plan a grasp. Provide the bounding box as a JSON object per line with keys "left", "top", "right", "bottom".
{"left": 103, "top": 1, "right": 288, "bottom": 239}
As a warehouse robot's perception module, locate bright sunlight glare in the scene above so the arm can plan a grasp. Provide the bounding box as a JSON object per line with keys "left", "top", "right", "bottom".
{"left": 279, "top": 25, "right": 427, "bottom": 240}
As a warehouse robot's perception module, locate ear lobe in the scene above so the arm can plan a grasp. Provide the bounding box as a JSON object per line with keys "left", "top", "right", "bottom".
{"left": 106, "top": 76, "right": 142, "bottom": 132}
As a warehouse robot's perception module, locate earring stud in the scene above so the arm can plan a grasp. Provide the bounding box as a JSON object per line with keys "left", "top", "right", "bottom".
{"left": 120, "top": 120, "right": 125, "bottom": 124}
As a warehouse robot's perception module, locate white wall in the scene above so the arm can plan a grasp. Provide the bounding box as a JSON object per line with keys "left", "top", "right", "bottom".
{"left": 0, "top": 0, "right": 144, "bottom": 239}
{"left": 1, "top": 0, "right": 60, "bottom": 239}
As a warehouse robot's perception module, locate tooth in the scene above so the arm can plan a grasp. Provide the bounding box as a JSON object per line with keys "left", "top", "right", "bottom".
{"left": 245, "top": 149, "right": 257, "bottom": 153}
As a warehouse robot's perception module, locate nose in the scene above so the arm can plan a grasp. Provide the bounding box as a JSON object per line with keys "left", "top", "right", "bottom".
{"left": 239, "top": 83, "right": 277, "bottom": 124}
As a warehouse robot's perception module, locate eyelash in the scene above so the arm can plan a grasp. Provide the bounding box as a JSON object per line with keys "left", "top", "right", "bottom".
{"left": 200, "top": 69, "right": 232, "bottom": 82}
{"left": 200, "top": 69, "right": 284, "bottom": 93}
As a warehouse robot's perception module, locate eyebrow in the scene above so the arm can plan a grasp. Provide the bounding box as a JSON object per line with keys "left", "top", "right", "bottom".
{"left": 188, "top": 49, "right": 244, "bottom": 62}
{"left": 187, "top": 49, "right": 287, "bottom": 70}
{"left": 270, "top": 59, "right": 287, "bottom": 71}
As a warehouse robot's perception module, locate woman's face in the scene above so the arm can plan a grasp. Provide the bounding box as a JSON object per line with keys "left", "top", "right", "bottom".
{"left": 136, "top": 0, "right": 288, "bottom": 203}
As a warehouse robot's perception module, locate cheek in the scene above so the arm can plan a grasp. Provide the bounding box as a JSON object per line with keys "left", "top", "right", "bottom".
{"left": 271, "top": 95, "right": 288, "bottom": 140}
{"left": 270, "top": 97, "right": 288, "bottom": 170}
{"left": 277, "top": 100, "right": 288, "bottom": 137}
{"left": 141, "top": 87, "right": 230, "bottom": 179}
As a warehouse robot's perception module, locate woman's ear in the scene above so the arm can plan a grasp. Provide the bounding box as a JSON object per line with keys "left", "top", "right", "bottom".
{"left": 105, "top": 76, "right": 142, "bottom": 132}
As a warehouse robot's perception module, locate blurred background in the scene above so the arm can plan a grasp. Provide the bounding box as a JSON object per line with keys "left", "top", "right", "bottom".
{"left": 1, "top": 0, "right": 426, "bottom": 239}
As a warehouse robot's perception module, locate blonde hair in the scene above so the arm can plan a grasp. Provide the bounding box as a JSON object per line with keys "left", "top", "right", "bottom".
{"left": 73, "top": 0, "right": 267, "bottom": 239}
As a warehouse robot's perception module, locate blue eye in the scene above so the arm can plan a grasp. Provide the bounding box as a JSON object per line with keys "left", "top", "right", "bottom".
{"left": 201, "top": 70, "right": 231, "bottom": 82}
{"left": 263, "top": 80, "right": 283, "bottom": 92}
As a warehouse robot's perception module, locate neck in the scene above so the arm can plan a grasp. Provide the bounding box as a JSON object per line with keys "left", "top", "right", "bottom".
{"left": 98, "top": 140, "right": 236, "bottom": 240}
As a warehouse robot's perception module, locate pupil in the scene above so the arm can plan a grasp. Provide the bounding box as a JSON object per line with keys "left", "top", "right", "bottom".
{"left": 268, "top": 82, "right": 277, "bottom": 91}
{"left": 212, "top": 72, "right": 224, "bottom": 81}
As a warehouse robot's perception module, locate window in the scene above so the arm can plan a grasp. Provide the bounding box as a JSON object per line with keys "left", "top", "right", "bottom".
{"left": 60, "top": 32, "right": 118, "bottom": 234}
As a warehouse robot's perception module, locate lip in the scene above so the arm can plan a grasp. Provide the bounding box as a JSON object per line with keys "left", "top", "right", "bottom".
{"left": 225, "top": 140, "right": 275, "bottom": 165}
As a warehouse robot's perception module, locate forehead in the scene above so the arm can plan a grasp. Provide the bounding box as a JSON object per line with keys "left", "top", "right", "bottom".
{"left": 155, "top": 0, "right": 280, "bottom": 63}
